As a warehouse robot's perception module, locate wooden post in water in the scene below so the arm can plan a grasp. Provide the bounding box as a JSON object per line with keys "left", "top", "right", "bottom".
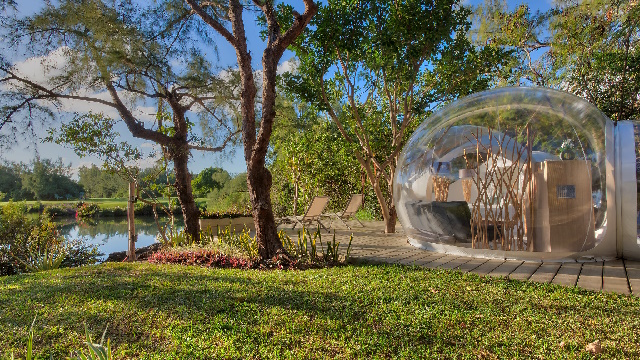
{"left": 127, "top": 181, "right": 137, "bottom": 262}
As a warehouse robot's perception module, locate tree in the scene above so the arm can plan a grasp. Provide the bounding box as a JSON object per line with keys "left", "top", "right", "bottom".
{"left": 185, "top": 0, "right": 318, "bottom": 260}
{"left": 78, "top": 165, "right": 128, "bottom": 198}
{"left": 207, "top": 172, "right": 251, "bottom": 213}
{"left": 191, "top": 167, "right": 230, "bottom": 198}
{"left": 0, "top": 162, "right": 24, "bottom": 201}
{"left": 286, "top": 0, "right": 510, "bottom": 232}
{"left": 21, "top": 158, "right": 83, "bottom": 200}
{"left": 270, "top": 115, "right": 369, "bottom": 218}
{"left": 550, "top": 0, "right": 640, "bottom": 121}
{"left": 472, "top": 0, "right": 640, "bottom": 121}
{"left": 1, "top": 1, "right": 241, "bottom": 241}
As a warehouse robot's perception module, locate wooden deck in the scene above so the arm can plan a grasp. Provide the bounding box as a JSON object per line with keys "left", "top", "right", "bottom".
{"left": 280, "top": 221, "right": 640, "bottom": 296}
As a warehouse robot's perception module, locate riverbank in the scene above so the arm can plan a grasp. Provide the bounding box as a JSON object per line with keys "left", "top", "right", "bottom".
{"left": 0, "top": 198, "right": 208, "bottom": 218}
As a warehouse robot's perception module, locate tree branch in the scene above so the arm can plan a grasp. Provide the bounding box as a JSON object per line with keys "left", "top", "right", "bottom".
{"left": 184, "top": 0, "right": 238, "bottom": 47}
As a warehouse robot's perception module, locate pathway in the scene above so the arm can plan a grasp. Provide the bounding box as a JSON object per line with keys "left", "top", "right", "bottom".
{"left": 279, "top": 221, "right": 640, "bottom": 296}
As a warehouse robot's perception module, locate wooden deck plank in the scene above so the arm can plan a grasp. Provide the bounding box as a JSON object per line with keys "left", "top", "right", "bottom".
{"left": 576, "top": 262, "right": 603, "bottom": 292}
{"left": 423, "top": 255, "right": 460, "bottom": 269}
{"left": 602, "top": 260, "right": 630, "bottom": 294}
{"left": 552, "top": 263, "right": 582, "bottom": 287}
{"left": 509, "top": 262, "right": 541, "bottom": 281}
{"left": 487, "top": 260, "right": 524, "bottom": 278}
{"left": 624, "top": 260, "right": 640, "bottom": 296}
{"left": 413, "top": 252, "right": 448, "bottom": 266}
{"left": 529, "top": 263, "right": 561, "bottom": 284}
{"left": 385, "top": 249, "right": 423, "bottom": 263}
{"left": 471, "top": 259, "right": 506, "bottom": 276}
{"left": 438, "top": 257, "right": 474, "bottom": 270}
{"left": 395, "top": 251, "right": 436, "bottom": 266}
{"left": 457, "top": 258, "right": 489, "bottom": 273}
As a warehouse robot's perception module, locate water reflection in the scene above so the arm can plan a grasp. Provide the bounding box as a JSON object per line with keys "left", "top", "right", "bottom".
{"left": 55, "top": 217, "right": 183, "bottom": 259}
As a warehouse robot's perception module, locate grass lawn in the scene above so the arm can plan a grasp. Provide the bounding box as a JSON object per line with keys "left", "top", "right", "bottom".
{"left": 0, "top": 198, "right": 208, "bottom": 210}
{"left": 1, "top": 263, "right": 639, "bottom": 359}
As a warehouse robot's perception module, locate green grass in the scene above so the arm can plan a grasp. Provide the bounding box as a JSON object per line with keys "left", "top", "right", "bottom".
{"left": 0, "top": 198, "right": 208, "bottom": 210}
{"left": 1, "top": 263, "right": 639, "bottom": 359}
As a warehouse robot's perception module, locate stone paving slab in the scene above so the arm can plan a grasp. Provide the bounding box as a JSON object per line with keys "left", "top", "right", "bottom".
{"left": 552, "top": 263, "right": 582, "bottom": 287}
{"left": 529, "top": 263, "right": 561, "bottom": 283}
{"left": 413, "top": 252, "right": 448, "bottom": 266}
{"left": 487, "top": 260, "right": 524, "bottom": 278}
{"left": 396, "top": 251, "right": 436, "bottom": 266}
{"left": 602, "top": 260, "right": 630, "bottom": 294}
{"left": 384, "top": 249, "right": 422, "bottom": 263}
{"left": 577, "top": 262, "right": 603, "bottom": 291}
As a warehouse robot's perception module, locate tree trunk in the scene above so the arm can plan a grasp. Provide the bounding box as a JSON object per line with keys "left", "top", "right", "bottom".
{"left": 385, "top": 205, "right": 397, "bottom": 234}
{"left": 172, "top": 146, "right": 200, "bottom": 242}
{"left": 184, "top": 0, "right": 316, "bottom": 261}
{"left": 371, "top": 180, "right": 396, "bottom": 234}
{"left": 247, "top": 164, "right": 285, "bottom": 260}
{"left": 362, "top": 159, "right": 397, "bottom": 234}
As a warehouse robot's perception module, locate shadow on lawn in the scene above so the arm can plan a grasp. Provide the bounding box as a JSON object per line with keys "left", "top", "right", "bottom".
{"left": 1, "top": 265, "right": 365, "bottom": 322}
{"left": 2, "top": 263, "right": 640, "bottom": 358}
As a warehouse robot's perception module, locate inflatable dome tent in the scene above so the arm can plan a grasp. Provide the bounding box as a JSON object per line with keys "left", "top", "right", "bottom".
{"left": 394, "top": 87, "right": 640, "bottom": 261}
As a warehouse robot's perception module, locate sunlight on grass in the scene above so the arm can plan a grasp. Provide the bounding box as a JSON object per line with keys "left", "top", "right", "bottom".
{"left": 1, "top": 263, "right": 638, "bottom": 358}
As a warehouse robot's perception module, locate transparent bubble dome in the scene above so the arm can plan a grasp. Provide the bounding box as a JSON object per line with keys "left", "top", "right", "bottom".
{"left": 394, "top": 87, "right": 610, "bottom": 257}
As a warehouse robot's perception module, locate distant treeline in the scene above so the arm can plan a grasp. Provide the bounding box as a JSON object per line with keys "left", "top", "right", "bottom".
{"left": 0, "top": 158, "right": 83, "bottom": 201}
{"left": 0, "top": 159, "right": 249, "bottom": 211}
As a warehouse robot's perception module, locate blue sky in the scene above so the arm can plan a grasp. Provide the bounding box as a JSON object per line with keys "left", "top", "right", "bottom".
{"left": 0, "top": 0, "right": 553, "bottom": 178}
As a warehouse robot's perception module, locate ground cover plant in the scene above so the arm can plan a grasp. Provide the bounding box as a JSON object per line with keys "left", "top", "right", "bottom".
{"left": 1, "top": 263, "right": 638, "bottom": 359}
{"left": 153, "top": 225, "right": 352, "bottom": 270}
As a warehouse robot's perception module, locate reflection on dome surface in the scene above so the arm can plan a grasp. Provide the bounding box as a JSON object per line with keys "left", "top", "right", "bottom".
{"left": 394, "top": 87, "right": 609, "bottom": 257}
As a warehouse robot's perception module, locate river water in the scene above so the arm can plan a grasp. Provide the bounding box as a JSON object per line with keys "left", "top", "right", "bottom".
{"left": 55, "top": 217, "right": 183, "bottom": 259}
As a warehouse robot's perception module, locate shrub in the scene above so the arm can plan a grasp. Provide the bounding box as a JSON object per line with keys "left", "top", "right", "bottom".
{"left": 0, "top": 202, "right": 100, "bottom": 275}
{"left": 76, "top": 202, "right": 100, "bottom": 218}
{"left": 280, "top": 227, "right": 353, "bottom": 264}
{"left": 200, "top": 209, "right": 252, "bottom": 219}
{"left": 99, "top": 206, "right": 127, "bottom": 217}
{"left": 148, "top": 248, "right": 254, "bottom": 269}
{"left": 43, "top": 204, "right": 76, "bottom": 218}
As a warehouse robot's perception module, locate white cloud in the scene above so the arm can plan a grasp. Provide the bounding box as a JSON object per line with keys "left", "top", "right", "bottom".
{"left": 277, "top": 58, "right": 297, "bottom": 75}
{"left": 9, "top": 46, "right": 71, "bottom": 85}
{"left": 5, "top": 47, "right": 158, "bottom": 124}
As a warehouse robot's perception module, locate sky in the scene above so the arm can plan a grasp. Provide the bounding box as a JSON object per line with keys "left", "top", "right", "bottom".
{"left": 0, "top": 0, "right": 553, "bottom": 178}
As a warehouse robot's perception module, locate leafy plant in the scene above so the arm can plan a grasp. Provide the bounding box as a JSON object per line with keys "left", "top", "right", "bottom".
{"left": 281, "top": 226, "right": 353, "bottom": 264}
{"left": 72, "top": 324, "right": 112, "bottom": 360}
{"left": 159, "top": 229, "right": 195, "bottom": 248}
{"left": 1, "top": 317, "right": 113, "bottom": 360}
{"left": 13, "top": 247, "right": 66, "bottom": 273}
{"left": 213, "top": 226, "right": 259, "bottom": 260}
{"left": 76, "top": 203, "right": 100, "bottom": 219}
{"left": 0, "top": 202, "right": 100, "bottom": 275}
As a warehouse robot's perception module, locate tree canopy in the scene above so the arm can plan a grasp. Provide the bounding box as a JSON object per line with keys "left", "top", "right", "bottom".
{"left": 285, "top": 0, "right": 511, "bottom": 232}
{"left": 0, "top": 0, "right": 243, "bottom": 241}
{"left": 472, "top": 0, "right": 640, "bottom": 121}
